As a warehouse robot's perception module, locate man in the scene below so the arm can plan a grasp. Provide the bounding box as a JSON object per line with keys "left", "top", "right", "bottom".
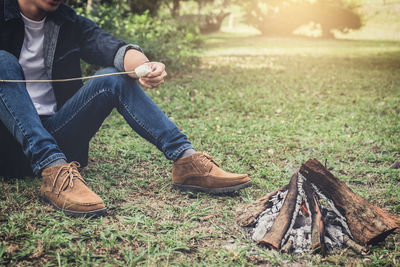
{"left": 0, "top": 0, "right": 252, "bottom": 217}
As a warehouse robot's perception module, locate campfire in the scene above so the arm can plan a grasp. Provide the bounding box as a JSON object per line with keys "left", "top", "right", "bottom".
{"left": 236, "top": 159, "right": 400, "bottom": 254}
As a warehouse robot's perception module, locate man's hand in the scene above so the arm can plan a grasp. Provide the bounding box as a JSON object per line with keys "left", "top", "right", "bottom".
{"left": 138, "top": 62, "right": 167, "bottom": 89}
{"left": 123, "top": 49, "right": 167, "bottom": 89}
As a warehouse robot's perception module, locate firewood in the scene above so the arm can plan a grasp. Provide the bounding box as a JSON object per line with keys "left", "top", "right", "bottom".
{"left": 258, "top": 173, "right": 298, "bottom": 249}
{"left": 303, "top": 180, "right": 326, "bottom": 254}
{"left": 299, "top": 159, "right": 400, "bottom": 245}
{"left": 236, "top": 185, "right": 288, "bottom": 227}
{"left": 343, "top": 235, "right": 368, "bottom": 255}
{"left": 237, "top": 158, "right": 400, "bottom": 254}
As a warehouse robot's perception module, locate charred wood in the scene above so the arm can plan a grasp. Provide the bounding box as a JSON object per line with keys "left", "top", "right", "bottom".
{"left": 237, "top": 158, "right": 400, "bottom": 255}
{"left": 299, "top": 159, "right": 400, "bottom": 245}
{"left": 258, "top": 173, "right": 298, "bottom": 249}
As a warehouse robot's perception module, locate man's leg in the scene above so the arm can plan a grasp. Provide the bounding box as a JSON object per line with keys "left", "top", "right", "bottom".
{"left": 43, "top": 67, "right": 193, "bottom": 163}
{"left": 0, "top": 51, "right": 66, "bottom": 174}
{"left": 0, "top": 50, "right": 105, "bottom": 217}
{"left": 44, "top": 67, "right": 251, "bottom": 195}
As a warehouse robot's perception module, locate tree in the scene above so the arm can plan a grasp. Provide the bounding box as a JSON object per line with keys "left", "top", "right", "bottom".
{"left": 164, "top": 0, "right": 191, "bottom": 17}
{"left": 67, "top": 0, "right": 163, "bottom": 16}
{"left": 127, "top": 0, "right": 163, "bottom": 16}
{"left": 193, "top": 0, "right": 214, "bottom": 15}
{"left": 238, "top": 0, "right": 362, "bottom": 38}
{"left": 172, "top": 0, "right": 180, "bottom": 17}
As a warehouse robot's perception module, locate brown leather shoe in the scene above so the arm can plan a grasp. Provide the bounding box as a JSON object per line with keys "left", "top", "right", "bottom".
{"left": 172, "top": 152, "right": 252, "bottom": 194}
{"left": 40, "top": 162, "right": 106, "bottom": 217}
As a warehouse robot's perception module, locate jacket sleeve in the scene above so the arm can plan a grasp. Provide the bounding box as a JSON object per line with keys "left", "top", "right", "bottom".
{"left": 76, "top": 15, "right": 143, "bottom": 70}
{"left": 113, "top": 44, "right": 144, "bottom": 72}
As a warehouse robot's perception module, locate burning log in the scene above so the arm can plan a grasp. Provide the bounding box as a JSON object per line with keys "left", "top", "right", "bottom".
{"left": 236, "top": 159, "right": 400, "bottom": 254}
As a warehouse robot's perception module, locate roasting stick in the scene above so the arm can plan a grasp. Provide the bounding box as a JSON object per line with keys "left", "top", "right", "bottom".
{"left": 0, "top": 70, "right": 137, "bottom": 83}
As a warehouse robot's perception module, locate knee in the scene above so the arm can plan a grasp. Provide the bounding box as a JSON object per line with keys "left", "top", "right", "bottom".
{"left": 92, "top": 67, "right": 135, "bottom": 92}
{"left": 0, "top": 50, "right": 21, "bottom": 67}
{"left": 95, "top": 67, "right": 119, "bottom": 76}
{"left": 0, "top": 50, "right": 23, "bottom": 76}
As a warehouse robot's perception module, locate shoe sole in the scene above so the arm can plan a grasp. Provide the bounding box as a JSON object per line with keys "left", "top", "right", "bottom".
{"left": 173, "top": 181, "right": 253, "bottom": 194}
{"left": 40, "top": 196, "right": 107, "bottom": 218}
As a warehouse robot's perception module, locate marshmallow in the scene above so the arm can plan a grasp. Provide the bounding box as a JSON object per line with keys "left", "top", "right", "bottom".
{"left": 134, "top": 64, "right": 152, "bottom": 77}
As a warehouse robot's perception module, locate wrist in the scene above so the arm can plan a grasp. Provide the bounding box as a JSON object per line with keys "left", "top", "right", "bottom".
{"left": 123, "top": 49, "right": 149, "bottom": 72}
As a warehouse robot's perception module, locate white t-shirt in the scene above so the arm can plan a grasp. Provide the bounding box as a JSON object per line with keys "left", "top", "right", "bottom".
{"left": 18, "top": 13, "right": 57, "bottom": 115}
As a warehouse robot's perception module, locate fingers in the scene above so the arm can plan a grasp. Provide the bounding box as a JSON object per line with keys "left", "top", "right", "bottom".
{"left": 141, "top": 70, "right": 167, "bottom": 84}
{"left": 138, "top": 78, "right": 153, "bottom": 89}
{"left": 140, "top": 70, "right": 167, "bottom": 89}
{"left": 140, "top": 78, "right": 165, "bottom": 88}
{"left": 147, "top": 63, "right": 165, "bottom": 78}
{"left": 135, "top": 62, "right": 167, "bottom": 89}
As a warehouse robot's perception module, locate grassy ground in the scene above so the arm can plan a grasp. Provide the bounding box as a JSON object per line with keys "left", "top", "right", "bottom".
{"left": 1, "top": 33, "right": 400, "bottom": 266}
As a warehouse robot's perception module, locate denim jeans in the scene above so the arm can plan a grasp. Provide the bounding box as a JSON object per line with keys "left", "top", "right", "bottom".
{"left": 0, "top": 50, "right": 193, "bottom": 175}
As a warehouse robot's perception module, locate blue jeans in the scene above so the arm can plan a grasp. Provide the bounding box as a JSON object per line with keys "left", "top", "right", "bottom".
{"left": 0, "top": 51, "right": 193, "bottom": 176}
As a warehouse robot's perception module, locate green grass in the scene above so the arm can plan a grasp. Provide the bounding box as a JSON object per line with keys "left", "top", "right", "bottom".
{"left": 1, "top": 33, "right": 400, "bottom": 266}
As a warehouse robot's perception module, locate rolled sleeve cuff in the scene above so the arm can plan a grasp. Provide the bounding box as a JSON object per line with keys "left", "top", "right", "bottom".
{"left": 113, "top": 44, "right": 144, "bottom": 72}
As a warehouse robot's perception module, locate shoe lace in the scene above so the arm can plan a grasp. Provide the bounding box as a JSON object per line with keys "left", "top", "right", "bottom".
{"left": 52, "top": 162, "right": 87, "bottom": 196}
{"left": 199, "top": 153, "right": 220, "bottom": 169}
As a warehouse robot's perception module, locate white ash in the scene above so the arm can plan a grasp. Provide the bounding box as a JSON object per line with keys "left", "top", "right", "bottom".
{"left": 245, "top": 173, "right": 356, "bottom": 254}
{"left": 290, "top": 227, "right": 311, "bottom": 253}
{"left": 324, "top": 224, "right": 345, "bottom": 250}
{"left": 311, "top": 183, "right": 352, "bottom": 236}
{"left": 135, "top": 63, "right": 152, "bottom": 77}
{"left": 251, "top": 190, "right": 287, "bottom": 241}
{"left": 310, "top": 184, "right": 354, "bottom": 251}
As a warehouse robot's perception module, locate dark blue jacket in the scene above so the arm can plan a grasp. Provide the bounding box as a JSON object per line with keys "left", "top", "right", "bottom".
{"left": 0, "top": 0, "right": 139, "bottom": 176}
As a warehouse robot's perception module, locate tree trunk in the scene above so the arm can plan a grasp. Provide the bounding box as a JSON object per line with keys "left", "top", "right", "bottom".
{"left": 87, "top": 0, "right": 100, "bottom": 13}
{"left": 87, "top": 0, "right": 93, "bottom": 11}
{"left": 172, "top": 0, "right": 180, "bottom": 17}
{"left": 197, "top": 1, "right": 203, "bottom": 15}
